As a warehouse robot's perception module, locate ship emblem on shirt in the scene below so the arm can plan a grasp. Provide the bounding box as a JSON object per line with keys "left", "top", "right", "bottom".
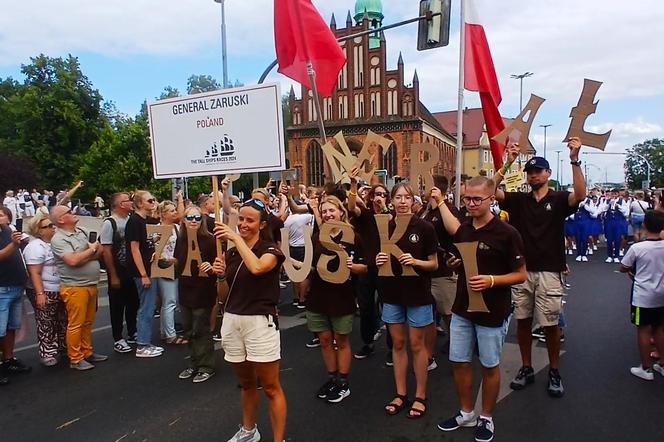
{"left": 478, "top": 242, "right": 490, "bottom": 250}
{"left": 409, "top": 234, "right": 420, "bottom": 243}
{"left": 545, "top": 203, "right": 552, "bottom": 211}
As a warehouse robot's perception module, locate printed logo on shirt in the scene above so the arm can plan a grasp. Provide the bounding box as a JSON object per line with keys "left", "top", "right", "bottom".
{"left": 408, "top": 234, "right": 420, "bottom": 244}
{"left": 478, "top": 242, "right": 490, "bottom": 250}
{"left": 545, "top": 203, "right": 552, "bottom": 211}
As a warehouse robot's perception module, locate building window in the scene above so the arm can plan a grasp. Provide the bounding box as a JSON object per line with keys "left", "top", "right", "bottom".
{"left": 307, "top": 141, "right": 324, "bottom": 186}
{"left": 370, "top": 92, "right": 381, "bottom": 117}
{"left": 338, "top": 48, "right": 348, "bottom": 89}
{"left": 323, "top": 97, "right": 333, "bottom": 121}
{"left": 370, "top": 68, "right": 381, "bottom": 86}
{"left": 387, "top": 90, "right": 398, "bottom": 116}
{"left": 338, "top": 95, "right": 348, "bottom": 119}
{"left": 354, "top": 46, "right": 364, "bottom": 87}
{"left": 381, "top": 142, "right": 397, "bottom": 178}
{"left": 354, "top": 94, "right": 365, "bottom": 118}
{"left": 402, "top": 95, "right": 413, "bottom": 117}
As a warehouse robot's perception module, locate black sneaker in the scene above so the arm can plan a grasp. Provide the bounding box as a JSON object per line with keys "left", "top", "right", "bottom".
{"left": 547, "top": 369, "right": 564, "bottom": 398}
{"left": 509, "top": 366, "right": 534, "bottom": 390}
{"left": 531, "top": 327, "right": 545, "bottom": 339}
{"left": 385, "top": 351, "right": 393, "bottom": 367}
{"left": 326, "top": 383, "right": 350, "bottom": 403}
{"left": 153, "top": 310, "right": 160, "bottom": 318}
{"left": 437, "top": 410, "right": 477, "bottom": 432}
{"left": 316, "top": 379, "right": 337, "bottom": 399}
{"left": 353, "top": 345, "right": 374, "bottom": 360}
{"left": 126, "top": 334, "right": 137, "bottom": 344}
{"left": 1, "top": 357, "right": 32, "bottom": 374}
{"left": 306, "top": 337, "right": 320, "bottom": 348}
{"left": 212, "top": 332, "right": 222, "bottom": 342}
{"left": 475, "top": 417, "right": 495, "bottom": 442}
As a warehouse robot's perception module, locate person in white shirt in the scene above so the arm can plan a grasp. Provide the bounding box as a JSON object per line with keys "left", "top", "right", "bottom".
{"left": 24, "top": 213, "right": 67, "bottom": 366}
{"left": 620, "top": 210, "right": 664, "bottom": 380}
{"left": 630, "top": 191, "right": 649, "bottom": 242}
{"left": 3, "top": 191, "right": 20, "bottom": 226}
{"left": 283, "top": 212, "right": 314, "bottom": 309}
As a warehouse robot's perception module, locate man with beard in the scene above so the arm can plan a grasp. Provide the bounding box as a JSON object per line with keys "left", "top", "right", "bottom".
{"left": 493, "top": 137, "right": 586, "bottom": 398}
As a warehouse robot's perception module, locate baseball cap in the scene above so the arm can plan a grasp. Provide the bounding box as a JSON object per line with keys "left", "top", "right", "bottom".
{"left": 523, "top": 156, "right": 550, "bottom": 172}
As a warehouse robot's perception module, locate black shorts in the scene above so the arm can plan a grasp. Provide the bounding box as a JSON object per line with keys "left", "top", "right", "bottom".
{"left": 289, "top": 246, "right": 306, "bottom": 262}
{"left": 631, "top": 306, "right": 664, "bottom": 327}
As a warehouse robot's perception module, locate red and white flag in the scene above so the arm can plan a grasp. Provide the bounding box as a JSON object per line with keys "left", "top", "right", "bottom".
{"left": 463, "top": 0, "right": 506, "bottom": 169}
{"left": 274, "top": 0, "right": 346, "bottom": 97}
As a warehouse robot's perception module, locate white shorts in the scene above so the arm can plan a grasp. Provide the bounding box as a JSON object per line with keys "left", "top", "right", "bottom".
{"left": 221, "top": 312, "right": 281, "bottom": 364}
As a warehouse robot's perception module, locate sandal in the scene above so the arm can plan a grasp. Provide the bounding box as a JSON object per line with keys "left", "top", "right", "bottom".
{"left": 385, "top": 394, "right": 409, "bottom": 416}
{"left": 165, "top": 336, "right": 189, "bottom": 345}
{"left": 406, "top": 397, "right": 427, "bottom": 419}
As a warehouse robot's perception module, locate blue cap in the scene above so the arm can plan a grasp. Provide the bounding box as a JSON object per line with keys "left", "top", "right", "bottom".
{"left": 524, "top": 156, "right": 550, "bottom": 172}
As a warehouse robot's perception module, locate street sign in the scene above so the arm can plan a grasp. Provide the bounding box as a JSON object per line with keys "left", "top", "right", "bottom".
{"left": 147, "top": 82, "right": 285, "bottom": 179}
{"left": 374, "top": 169, "right": 388, "bottom": 177}
{"left": 417, "top": 0, "right": 451, "bottom": 51}
{"left": 642, "top": 180, "right": 650, "bottom": 190}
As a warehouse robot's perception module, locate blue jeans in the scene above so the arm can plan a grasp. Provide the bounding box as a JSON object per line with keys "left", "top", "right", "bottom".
{"left": 134, "top": 278, "right": 158, "bottom": 346}
{"left": 156, "top": 278, "right": 178, "bottom": 339}
{"left": 449, "top": 313, "right": 510, "bottom": 368}
{"left": 0, "top": 286, "right": 23, "bottom": 337}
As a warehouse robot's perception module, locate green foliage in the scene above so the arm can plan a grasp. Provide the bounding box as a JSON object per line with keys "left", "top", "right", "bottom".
{"left": 187, "top": 75, "right": 220, "bottom": 94}
{"left": 625, "top": 138, "right": 664, "bottom": 189}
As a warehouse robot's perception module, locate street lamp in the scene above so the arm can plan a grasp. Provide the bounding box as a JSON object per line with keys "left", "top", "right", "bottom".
{"left": 214, "top": 0, "right": 229, "bottom": 88}
{"left": 539, "top": 124, "right": 551, "bottom": 161}
{"left": 555, "top": 150, "right": 562, "bottom": 190}
{"left": 510, "top": 71, "right": 533, "bottom": 112}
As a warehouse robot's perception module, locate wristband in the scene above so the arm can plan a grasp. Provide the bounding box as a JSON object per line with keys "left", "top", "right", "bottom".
{"left": 570, "top": 160, "right": 581, "bottom": 166}
{"left": 217, "top": 276, "right": 226, "bottom": 283}
{"left": 349, "top": 191, "right": 357, "bottom": 196}
{"left": 496, "top": 170, "right": 505, "bottom": 177}
{"left": 437, "top": 200, "right": 445, "bottom": 209}
{"left": 489, "top": 275, "right": 495, "bottom": 288}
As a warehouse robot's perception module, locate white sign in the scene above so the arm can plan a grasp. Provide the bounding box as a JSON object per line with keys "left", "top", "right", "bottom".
{"left": 148, "top": 83, "right": 285, "bottom": 179}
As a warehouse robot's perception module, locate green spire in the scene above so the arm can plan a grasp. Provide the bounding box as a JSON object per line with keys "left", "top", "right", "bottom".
{"left": 353, "top": 0, "right": 383, "bottom": 23}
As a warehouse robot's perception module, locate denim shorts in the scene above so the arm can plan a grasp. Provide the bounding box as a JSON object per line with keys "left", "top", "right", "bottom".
{"left": 0, "top": 286, "right": 24, "bottom": 337}
{"left": 382, "top": 303, "right": 434, "bottom": 328}
{"left": 449, "top": 313, "right": 510, "bottom": 368}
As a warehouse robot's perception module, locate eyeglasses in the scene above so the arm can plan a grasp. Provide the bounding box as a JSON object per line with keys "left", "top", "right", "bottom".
{"left": 146, "top": 198, "right": 156, "bottom": 204}
{"left": 461, "top": 195, "right": 493, "bottom": 206}
{"left": 185, "top": 214, "right": 202, "bottom": 222}
{"left": 374, "top": 191, "right": 388, "bottom": 198}
{"left": 39, "top": 223, "right": 55, "bottom": 229}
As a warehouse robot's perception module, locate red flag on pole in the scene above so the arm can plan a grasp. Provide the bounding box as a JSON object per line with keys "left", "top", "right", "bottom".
{"left": 463, "top": 0, "right": 506, "bottom": 169}
{"left": 274, "top": 0, "right": 346, "bottom": 97}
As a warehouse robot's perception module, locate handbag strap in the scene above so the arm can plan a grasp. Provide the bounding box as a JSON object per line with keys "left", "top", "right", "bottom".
{"left": 223, "top": 261, "right": 244, "bottom": 309}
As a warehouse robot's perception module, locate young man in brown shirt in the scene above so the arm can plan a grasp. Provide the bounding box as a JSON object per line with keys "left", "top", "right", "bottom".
{"left": 493, "top": 138, "right": 586, "bottom": 398}
{"left": 434, "top": 176, "right": 527, "bottom": 442}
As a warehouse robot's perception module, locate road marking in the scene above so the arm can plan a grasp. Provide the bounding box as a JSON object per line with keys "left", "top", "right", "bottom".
{"left": 56, "top": 409, "right": 96, "bottom": 430}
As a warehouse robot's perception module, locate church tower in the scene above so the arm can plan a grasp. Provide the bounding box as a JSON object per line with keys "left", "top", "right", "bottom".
{"left": 354, "top": 0, "right": 383, "bottom": 49}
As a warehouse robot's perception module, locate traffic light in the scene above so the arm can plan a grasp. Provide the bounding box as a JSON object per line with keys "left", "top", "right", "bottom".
{"left": 417, "top": 0, "right": 451, "bottom": 51}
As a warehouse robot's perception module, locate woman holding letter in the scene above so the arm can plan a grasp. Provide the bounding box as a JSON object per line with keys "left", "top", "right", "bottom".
{"left": 375, "top": 183, "right": 438, "bottom": 419}
{"left": 213, "top": 199, "right": 287, "bottom": 442}
{"left": 304, "top": 196, "right": 367, "bottom": 404}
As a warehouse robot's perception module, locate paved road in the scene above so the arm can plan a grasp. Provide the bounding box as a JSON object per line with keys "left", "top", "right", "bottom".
{"left": 2, "top": 253, "right": 663, "bottom": 441}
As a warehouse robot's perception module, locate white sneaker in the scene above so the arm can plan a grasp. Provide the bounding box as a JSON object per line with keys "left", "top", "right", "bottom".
{"left": 567, "top": 249, "right": 573, "bottom": 255}
{"left": 113, "top": 339, "right": 132, "bottom": 354}
{"left": 575, "top": 256, "right": 582, "bottom": 262}
{"left": 605, "top": 257, "right": 613, "bottom": 263}
{"left": 593, "top": 245, "right": 598, "bottom": 251}
{"left": 581, "top": 256, "right": 588, "bottom": 262}
{"left": 588, "top": 248, "right": 593, "bottom": 255}
{"left": 619, "top": 250, "right": 624, "bottom": 257}
{"left": 614, "top": 258, "right": 621, "bottom": 263}
{"left": 227, "top": 425, "right": 261, "bottom": 442}
{"left": 572, "top": 244, "right": 577, "bottom": 250}
{"left": 136, "top": 346, "right": 163, "bottom": 358}
{"left": 630, "top": 365, "right": 654, "bottom": 381}
{"left": 653, "top": 363, "right": 664, "bottom": 376}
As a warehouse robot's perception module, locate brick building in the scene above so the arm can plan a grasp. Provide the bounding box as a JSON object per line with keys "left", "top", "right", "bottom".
{"left": 287, "top": 0, "right": 456, "bottom": 186}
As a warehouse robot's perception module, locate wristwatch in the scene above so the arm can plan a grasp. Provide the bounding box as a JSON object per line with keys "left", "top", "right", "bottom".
{"left": 570, "top": 160, "right": 581, "bottom": 166}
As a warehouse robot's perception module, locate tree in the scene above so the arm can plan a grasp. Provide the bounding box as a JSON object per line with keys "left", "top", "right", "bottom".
{"left": 159, "top": 86, "right": 180, "bottom": 100}
{"left": 0, "top": 153, "right": 39, "bottom": 192}
{"left": 187, "top": 75, "right": 220, "bottom": 94}
{"left": 625, "top": 138, "right": 664, "bottom": 190}
{"left": 0, "top": 54, "right": 105, "bottom": 190}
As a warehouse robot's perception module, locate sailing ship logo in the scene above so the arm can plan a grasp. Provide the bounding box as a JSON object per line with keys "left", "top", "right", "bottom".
{"left": 206, "top": 135, "right": 235, "bottom": 158}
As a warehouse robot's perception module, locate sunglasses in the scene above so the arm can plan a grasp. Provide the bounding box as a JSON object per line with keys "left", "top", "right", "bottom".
{"left": 185, "top": 214, "right": 202, "bottom": 221}
{"left": 146, "top": 198, "right": 156, "bottom": 204}
{"left": 39, "top": 223, "right": 55, "bottom": 229}
{"left": 374, "top": 191, "right": 388, "bottom": 198}
{"left": 461, "top": 195, "right": 493, "bottom": 206}
{"left": 242, "top": 199, "right": 266, "bottom": 209}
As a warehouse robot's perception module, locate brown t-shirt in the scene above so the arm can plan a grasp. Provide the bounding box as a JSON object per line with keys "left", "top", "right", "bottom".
{"left": 224, "top": 240, "right": 285, "bottom": 316}
{"left": 420, "top": 202, "right": 461, "bottom": 278}
{"left": 268, "top": 213, "right": 284, "bottom": 244}
{"left": 501, "top": 190, "right": 576, "bottom": 272}
{"left": 376, "top": 216, "right": 438, "bottom": 306}
{"left": 350, "top": 207, "right": 382, "bottom": 266}
{"left": 175, "top": 233, "right": 217, "bottom": 309}
{"left": 452, "top": 217, "right": 525, "bottom": 327}
{"left": 307, "top": 230, "right": 365, "bottom": 317}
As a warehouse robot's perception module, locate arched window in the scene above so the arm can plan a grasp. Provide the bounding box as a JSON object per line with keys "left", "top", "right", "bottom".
{"left": 380, "top": 139, "right": 397, "bottom": 178}
{"left": 307, "top": 141, "right": 324, "bottom": 186}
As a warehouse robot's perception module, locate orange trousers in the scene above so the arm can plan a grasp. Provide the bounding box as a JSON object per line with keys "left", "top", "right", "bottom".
{"left": 60, "top": 286, "right": 97, "bottom": 363}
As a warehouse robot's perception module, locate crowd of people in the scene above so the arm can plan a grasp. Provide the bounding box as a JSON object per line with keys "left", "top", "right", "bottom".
{"left": 2, "top": 137, "right": 664, "bottom": 442}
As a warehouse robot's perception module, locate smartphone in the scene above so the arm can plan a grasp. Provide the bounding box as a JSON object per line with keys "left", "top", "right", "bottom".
{"left": 88, "top": 231, "right": 98, "bottom": 243}
{"left": 15, "top": 218, "right": 23, "bottom": 233}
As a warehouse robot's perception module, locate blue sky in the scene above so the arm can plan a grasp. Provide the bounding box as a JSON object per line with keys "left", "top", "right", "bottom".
{"left": 1, "top": 0, "right": 662, "bottom": 183}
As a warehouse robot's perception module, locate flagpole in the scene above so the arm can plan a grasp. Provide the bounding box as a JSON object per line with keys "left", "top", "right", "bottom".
{"left": 454, "top": 0, "right": 465, "bottom": 207}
